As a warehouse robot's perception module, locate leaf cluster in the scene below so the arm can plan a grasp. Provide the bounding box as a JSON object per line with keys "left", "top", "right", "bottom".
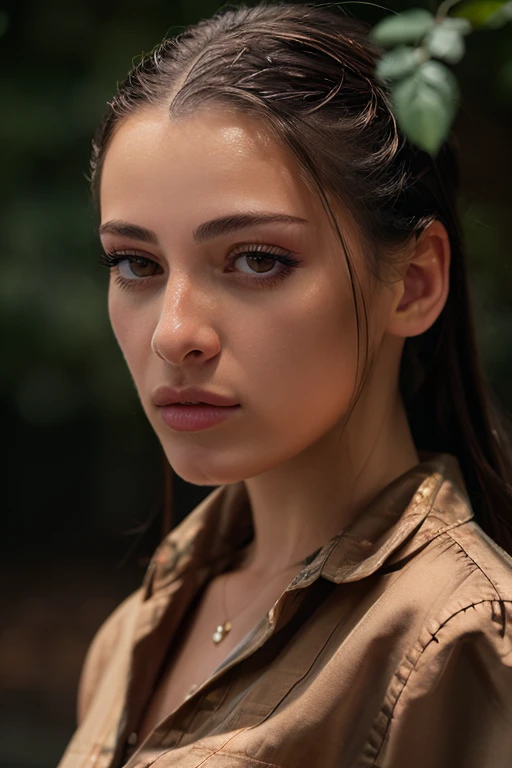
{"left": 370, "top": 0, "right": 512, "bottom": 154}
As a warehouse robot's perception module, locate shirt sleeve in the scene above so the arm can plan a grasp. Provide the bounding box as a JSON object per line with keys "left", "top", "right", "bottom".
{"left": 374, "top": 598, "right": 512, "bottom": 768}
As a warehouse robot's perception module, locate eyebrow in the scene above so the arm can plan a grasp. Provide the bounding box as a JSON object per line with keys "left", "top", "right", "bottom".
{"left": 98, "top": 212, "right": 308, "bottom": 245}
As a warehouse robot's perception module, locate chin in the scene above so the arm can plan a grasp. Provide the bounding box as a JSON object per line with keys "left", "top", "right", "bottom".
{"left": 163, "top": 451, "right": 249, "bottom": 487}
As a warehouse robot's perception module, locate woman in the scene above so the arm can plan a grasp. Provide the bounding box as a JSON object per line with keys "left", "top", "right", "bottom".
{"left": 59, "top": 3, "right": 512, "bottom": 767}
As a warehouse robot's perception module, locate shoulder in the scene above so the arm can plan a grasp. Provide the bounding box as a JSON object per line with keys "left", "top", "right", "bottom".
{"left": 76, "top": 587, "right": 144, "bottom": 725}
{"left": 443, "top": 517, "right": 512, "bottom": 596}
{"left": 400, "top": 517, "right": 512, "bottom": 682}
{"left": 424, "top": 517, "right": 512, "bottom": 626}
{"left": 367, "top": 521, "right": 512, "bottom": 767}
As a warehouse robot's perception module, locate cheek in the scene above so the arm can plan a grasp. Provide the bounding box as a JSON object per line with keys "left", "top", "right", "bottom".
{"left": 234, "top": 278, "right": 358, "bottom": 439}
{"left": 108, "top": 291, "right": 154, "bottom": 377}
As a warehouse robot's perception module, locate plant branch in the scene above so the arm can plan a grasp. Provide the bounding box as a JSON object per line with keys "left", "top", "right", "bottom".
{"left": 436, "top": 0, "right": 464, "bottom": 21}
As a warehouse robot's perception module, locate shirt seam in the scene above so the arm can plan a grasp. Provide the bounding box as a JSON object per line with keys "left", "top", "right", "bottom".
{"left": 369, "top": 596, "right": 512, "bottom": 766}
{"left": 445, "top": 527, "right": 512, "bottom": 597}
{"left": 139, "top": 729, "right": 251, "bottom": 768}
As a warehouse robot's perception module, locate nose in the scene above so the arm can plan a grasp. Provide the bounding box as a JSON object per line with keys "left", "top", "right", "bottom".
{"left": 150, "top": 275, "right": 221, "bottom": 366}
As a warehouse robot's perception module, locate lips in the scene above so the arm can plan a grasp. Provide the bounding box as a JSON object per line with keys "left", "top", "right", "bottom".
{"left": 152, "top": 385, "right": 240, "bottom": 408}
{"left": 159, "top": 402, "right": 241, "bottom": 431}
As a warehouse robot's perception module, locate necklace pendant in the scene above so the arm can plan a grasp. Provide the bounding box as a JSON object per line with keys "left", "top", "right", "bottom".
{"left": 212, "top": 620, "right": 232, "bottom": 644}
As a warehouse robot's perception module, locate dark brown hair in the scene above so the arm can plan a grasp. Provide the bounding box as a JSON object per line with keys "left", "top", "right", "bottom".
{"left": 90, "top": 1, "right": 512, "bottom": 555}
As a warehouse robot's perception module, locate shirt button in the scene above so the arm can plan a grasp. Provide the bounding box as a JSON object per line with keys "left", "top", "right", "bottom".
{"left": 127, "top": 732, "right": 138, "bottom": 745}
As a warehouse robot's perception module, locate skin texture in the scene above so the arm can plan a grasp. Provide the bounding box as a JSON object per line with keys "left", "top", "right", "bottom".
{"left": 99, "top": 106, "right": 450, "bottom": 577}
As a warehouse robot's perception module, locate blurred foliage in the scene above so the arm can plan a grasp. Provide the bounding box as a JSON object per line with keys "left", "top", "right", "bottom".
{"left": 1, "top": 0, "right": 511, "bottom": 559}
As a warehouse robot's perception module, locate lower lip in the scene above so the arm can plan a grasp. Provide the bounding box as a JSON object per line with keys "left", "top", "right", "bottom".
{"left": 159, "top": 404, "right": 241, "bottom": 432}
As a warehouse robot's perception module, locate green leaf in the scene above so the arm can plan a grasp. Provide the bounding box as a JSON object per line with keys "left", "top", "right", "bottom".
{"left": 420, "top": 59, "right": 461, "bottom": 104}
{"left": 376, "top": 46, "right": 423, "bottom": 81}
{"left": 452, "top": 0, "right": 510, "bottom": 27}
{"left": 439, "top": 16, "right": 473, "bottom": 35}
{"left": 425, "top": 21, "right": 467, "bottom": 63}
{"left": 370, "top": 9, "right": 435, "bottom": 48}
{"left": 391, "top": 61, "right": 460, "bottom": 155}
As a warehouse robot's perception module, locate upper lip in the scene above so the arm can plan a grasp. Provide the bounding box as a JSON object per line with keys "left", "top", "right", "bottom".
{"left": 152, "top": 385, "right": 240, "bottom": 407}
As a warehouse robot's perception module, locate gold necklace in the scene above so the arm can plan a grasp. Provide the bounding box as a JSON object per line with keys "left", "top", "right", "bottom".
{"left": 212, "top": 555, "right": 305, "bottom": 644}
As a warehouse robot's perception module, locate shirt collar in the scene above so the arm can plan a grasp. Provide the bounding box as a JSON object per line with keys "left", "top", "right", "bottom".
{"left": 144, "top": 452, "right": 474, "bottom": 598}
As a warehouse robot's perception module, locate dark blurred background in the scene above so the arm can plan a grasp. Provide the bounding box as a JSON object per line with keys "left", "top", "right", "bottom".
{"left": 1, "top": 1, "right": 511, "bottom": 766}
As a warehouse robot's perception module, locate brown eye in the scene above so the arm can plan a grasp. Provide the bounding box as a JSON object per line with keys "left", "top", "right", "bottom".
{"left": 243, "top": 254, "right": 277, "bottom": 273}
{"left": 98, "top": 251, "right": 164, "bottom": 291}
{"left": 226, "top": 246, "right": 302, "bottom": 289}
{"left": 119, "top": 257, "right": 161, "bottom": 279}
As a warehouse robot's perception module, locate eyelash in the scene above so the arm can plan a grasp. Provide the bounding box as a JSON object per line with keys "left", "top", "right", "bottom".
{"left": 97, "top": 245, "right": 301, "bottom": 292}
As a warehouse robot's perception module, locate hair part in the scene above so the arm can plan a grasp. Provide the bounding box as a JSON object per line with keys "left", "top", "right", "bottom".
{"left": 91, "top": 1, "right": 512, "bottom": 555}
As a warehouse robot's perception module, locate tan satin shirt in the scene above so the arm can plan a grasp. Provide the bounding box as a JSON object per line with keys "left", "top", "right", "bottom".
{"left": 58, "top": 453, "right": 512, "bottom": 768}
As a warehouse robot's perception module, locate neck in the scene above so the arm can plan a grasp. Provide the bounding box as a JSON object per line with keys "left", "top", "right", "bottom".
{"left": 239, "top": 365, "right": 419, "bottom": 578}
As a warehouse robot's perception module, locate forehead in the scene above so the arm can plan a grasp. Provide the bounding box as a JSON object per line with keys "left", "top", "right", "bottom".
{"left": 99, "top": 106, "right": 317, "bottom": 225}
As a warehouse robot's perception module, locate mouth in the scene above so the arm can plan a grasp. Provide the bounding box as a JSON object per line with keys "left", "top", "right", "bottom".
{"left": 176, "top": 401, "right": 219, "bottom": 405}
{"left": 152, "top": 385, "right": 240, "bottom": 409}
{"left": 159, "top": 402, "right": 241, "bottom": 432}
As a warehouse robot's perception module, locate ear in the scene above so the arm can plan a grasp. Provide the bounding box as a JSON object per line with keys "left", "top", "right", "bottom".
{"left": 387, "top": 220, "right": 451, "bottom": 339}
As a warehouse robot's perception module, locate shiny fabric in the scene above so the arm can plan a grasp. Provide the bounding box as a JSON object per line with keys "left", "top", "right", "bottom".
{"left": 58, "top": 453, "right": 512, "bottom": 768}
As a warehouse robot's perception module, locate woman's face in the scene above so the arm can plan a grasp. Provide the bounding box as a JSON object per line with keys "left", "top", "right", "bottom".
{"left": 99, "top": 106, "right": 393, "bottom": 485}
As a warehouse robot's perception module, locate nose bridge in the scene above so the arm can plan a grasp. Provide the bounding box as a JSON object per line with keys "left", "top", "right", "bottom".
{"left": 151, "top": 269, "right": 219, "bottom": 361}
{"left": 168, "top": 262, "right": 219, "bottom": 316}
{"left": 160, "top": 268, "right": 196, "bottom": 323}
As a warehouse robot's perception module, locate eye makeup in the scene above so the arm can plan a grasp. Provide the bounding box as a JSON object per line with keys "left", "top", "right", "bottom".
{"left": 98, "top": 244, "right": 302, "bottom": 292}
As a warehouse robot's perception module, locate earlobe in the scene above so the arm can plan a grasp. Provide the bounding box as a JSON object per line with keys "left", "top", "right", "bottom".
{"left": 387, "top": 221, "right": 450, "bottom": 339}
